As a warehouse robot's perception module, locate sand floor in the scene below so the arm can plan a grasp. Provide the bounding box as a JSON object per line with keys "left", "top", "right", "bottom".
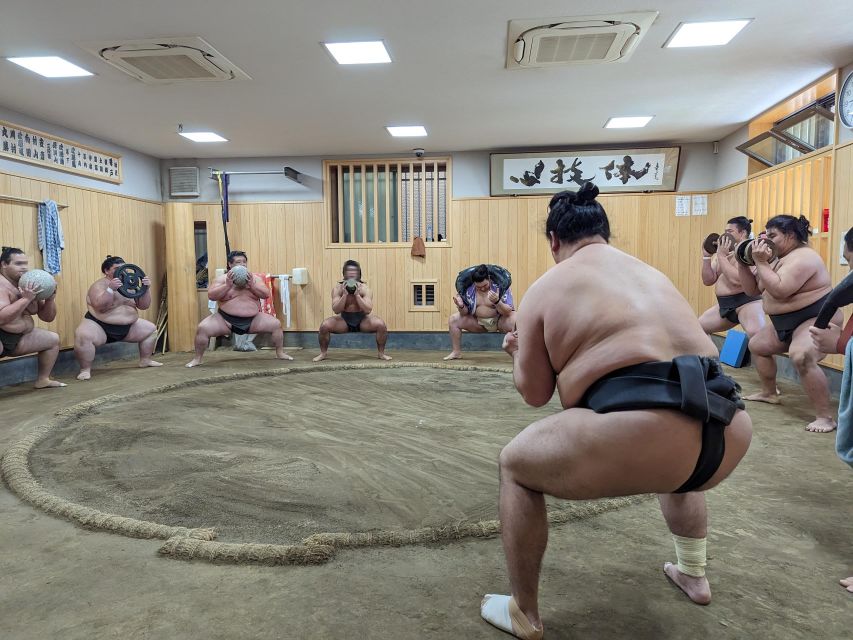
{"left": 1, "top": 348, "right": 851, "bottom": 639}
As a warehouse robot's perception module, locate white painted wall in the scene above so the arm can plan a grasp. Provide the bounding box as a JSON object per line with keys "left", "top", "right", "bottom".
{"left": 0, "top": 105, "right": 162, "bottom": 201}
{"left": 163, "top": 142, "right": 724, "bottom": 204}
{"left": 713, "top": 125, "right": 749, "bottom": 190}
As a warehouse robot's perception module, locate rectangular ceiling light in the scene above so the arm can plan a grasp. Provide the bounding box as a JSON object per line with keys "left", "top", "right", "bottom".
{"left": 664, "top": 20, "right": 751, "bottom": 48}
{"left": 604, "top": 116, "right": 654, "bottom": 129}
{"left": 386, "top": 126, "right": 427, "bottom": 137}
{"left": 179, "top": 131, "right": 228, "bottom": 142}
{"left": 323, "top": 41, "right": 391, "bottom": 64}
{"left": 7, "top": 56, "right": 93, "bottom": 78}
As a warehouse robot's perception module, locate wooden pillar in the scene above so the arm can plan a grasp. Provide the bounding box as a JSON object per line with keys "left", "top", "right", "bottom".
{"left": 165, "top": 202, "right": 197, "bottom": 352}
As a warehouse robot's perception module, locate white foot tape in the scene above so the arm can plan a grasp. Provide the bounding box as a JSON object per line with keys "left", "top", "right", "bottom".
{"left": 480, "top": 594, "right": 543, "bottom": 639}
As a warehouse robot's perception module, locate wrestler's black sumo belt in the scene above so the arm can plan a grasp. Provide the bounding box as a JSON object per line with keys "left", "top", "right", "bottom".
{"left": 455, "top": 265, "right": 512, "bottom": 299}
{"left": 114, "top": 263, "right": 149, "bottom": 299}
{"left": 814, "top": 270, "right": 853, "bottom": 329}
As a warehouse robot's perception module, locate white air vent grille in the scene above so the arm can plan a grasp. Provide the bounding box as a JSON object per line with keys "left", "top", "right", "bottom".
{"left": 170, "top": 167, "right": 200, "bottom": 197}
{"left": 507, "top": 12, "right": 658, "bottom": 69}
{"left": 78, "top": 37, "right": 250, "bottom": 84}
{"left": 535, "top": 32, "right": 619, "bottom": 63}
{"left": 118, "top": 54, "right": 218, "bottom": 80}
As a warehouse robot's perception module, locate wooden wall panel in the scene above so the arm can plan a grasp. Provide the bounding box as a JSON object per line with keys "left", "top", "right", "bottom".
{"left": 0, "top": 171, "right": 164, "bottom": 351}
{"left": 746, "top": 151, "right": 833, "bottom": 264}
{"left": 824, "top": 141, "right": 853, "bottom": 369}
{"left": 164, "top": 203, "right": 197, "bottom": 352}
{"left": 192, "top": 192, "right": 732, "bottom": 334}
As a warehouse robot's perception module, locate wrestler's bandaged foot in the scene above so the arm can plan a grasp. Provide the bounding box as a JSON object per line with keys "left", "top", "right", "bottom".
{"left": 480, "top": 595, "right": 543, "bottom": 640}
{"left": 663, "top": 535, "right": 711, "bottom": 605}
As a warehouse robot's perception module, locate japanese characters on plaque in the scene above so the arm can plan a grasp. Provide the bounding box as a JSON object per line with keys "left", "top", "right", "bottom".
{"left": 0, "top": 120, "right": 122, "bottom": 184}
{"left": 490, "top": 147, "right": 681, "bottom": 196}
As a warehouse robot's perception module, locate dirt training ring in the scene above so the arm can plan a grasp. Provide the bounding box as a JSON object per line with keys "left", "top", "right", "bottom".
{"left": 1, "top": 363, "right": 651, "bottom": 566}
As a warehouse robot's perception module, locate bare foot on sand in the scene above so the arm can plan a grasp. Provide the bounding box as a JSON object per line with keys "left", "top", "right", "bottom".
{"left": 663, "top": 562, "right": 711, "bottom": 605}
{"left": 312, "top": 352, "right": 328, "bottom": 362}
{"left": 139, "top": 360, "right": 163, "bottom": 368}
{"left": 76, "top": 370, "right": 92, "bottom": 381}
{"left": 443, "top": 351, "right": 462, "bottom": 361}
{"left": 276, "top": 350, "right": 294, "bottom": 361}
{"left": 841, "top": 577, "right": 853, "bottom": 593}
{"left": 34, "top": 379, "right": 66, "bottom": 389}
{"left": 805, "top": 417, "right": 837, "bottom": 433}
{"left": 743, "top": 391, "right": 781, "bottom": 405}
{"left": 185, "top": 359, "right": 202, "bottom": 368}
{"left": 378, "top": 353, "right": 392, "bottom": 361}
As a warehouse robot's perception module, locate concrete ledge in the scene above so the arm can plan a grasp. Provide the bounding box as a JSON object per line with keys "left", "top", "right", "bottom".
{"left": 4, "top": 332, "right": 841, "bottom": 396}
{"left": 709, "top": 334, "right": 842, "bottom": 397}
{"left": 0, "top": 342, "right": 138, "bottom": 387}
{"left": 267, "top": 331, "right": 505, "bottom": 352}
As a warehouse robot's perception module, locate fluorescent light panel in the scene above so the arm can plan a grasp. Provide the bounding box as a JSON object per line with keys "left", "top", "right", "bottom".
{"left": 324, "top": 41, "right": 391, "bottom": 64}
{"left": 604, "top": 116, "right": 654, "bottom": 129}
{"left": 7, "top": 56, "right": 92, "bottom": 77}
{"left": 386, "top": 126, "right": 427, "bottom": 137}
{"left": 179, "top": 131, "right": 228, "bottom": 142}
{"left": 665, "top": 20, "right": 751, "bottom": 48}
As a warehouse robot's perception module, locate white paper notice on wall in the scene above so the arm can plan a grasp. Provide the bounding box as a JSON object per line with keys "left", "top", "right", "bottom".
{"left": 675, "top": 195, "right": 691, "bottom": 217}
{"left": 841, "top": 240, "right": 849, "bottom": 266}
{"left": 691, "top": 194, "right": 708, "bottom": 216}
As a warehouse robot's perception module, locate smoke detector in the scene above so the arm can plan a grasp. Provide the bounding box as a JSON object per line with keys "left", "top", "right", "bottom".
{"left": 78, "top": 36, "right": 250, "bottom": 84}
{"left": 506, "top": 12, "right": 658, "bottom": 69}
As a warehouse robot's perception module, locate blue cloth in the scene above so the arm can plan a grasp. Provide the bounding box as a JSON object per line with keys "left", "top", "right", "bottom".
{"left": 837, "top": 338, "right": 853, "bottom": 468}
{"left": 464, "top": 282, "right": 513, "bottom": 316}
{"left": 37, "top": 199, "right": 64, "bottom": 275}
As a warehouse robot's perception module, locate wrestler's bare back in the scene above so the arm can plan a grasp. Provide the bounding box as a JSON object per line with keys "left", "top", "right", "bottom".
{"left": 522, "top": 243, "right": 719, "bottom": 408}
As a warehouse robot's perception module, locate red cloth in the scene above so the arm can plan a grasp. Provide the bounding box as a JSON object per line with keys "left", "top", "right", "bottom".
{"left": 254, "top": 273, "right": 276, "bottom": 316}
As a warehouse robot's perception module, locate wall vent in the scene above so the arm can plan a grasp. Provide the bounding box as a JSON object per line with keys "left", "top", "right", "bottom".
{"left": 169, "top": 166, "right": 200, "bottom": 197}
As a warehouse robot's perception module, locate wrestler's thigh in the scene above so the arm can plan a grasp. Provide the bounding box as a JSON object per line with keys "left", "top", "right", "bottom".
{"left": 249, "top": 313, "right": 282, "bottom": 334}
{"left": 198, "top": 313, "right": 230, "bottom": 337}
{"left": 458, "top": 315, "right": 485, "bottom": 332}
{"left": 789, "top": 314, "right": 839, "bottom": 360}
{"left": 498, "top": 312, "right": 516, "bottom": 333}
{"left": 14, "top": 328, "right": 59, "bottom": 355}
{"left": 322, "top": 316, "right": 349, "bottom": 334}
{"left": 125, "top": 318, "right": 156, "bottom": 342}
{"left": 359, "top": 315, "right": 386, "bottom": 333}
{"left": 501, "top": 407, "right": 751, "bottom": 499}
{"left": 736, "top": 301, "right": 767, "bottom": 337}
{"left": 748, "top": 322, "right": 787, "bottom": 356}
{"left": 699, "top": 305, "right": 734, "bottom": 334}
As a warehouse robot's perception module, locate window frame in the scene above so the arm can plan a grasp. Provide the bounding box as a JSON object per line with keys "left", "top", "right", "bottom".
{"left": 410, "top": 279, "right": 439, "bottom": 312}
{"left": 323, "top": 157, "right": 452, "bottom": 249}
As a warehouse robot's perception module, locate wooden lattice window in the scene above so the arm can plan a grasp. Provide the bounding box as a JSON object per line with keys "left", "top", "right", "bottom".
{"left": 325, "top": 158, "right": 450, "bottom": 245}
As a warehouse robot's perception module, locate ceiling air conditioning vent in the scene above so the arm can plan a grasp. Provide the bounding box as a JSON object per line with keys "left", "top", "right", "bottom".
{"left": 506, "top": 12, "right": 658, "bottom": 69}
{"left": 170, "top": 167, "right": 200, "bottom": 197}
{"left": 78, "top": 37, "right": 250, "bottom": 84}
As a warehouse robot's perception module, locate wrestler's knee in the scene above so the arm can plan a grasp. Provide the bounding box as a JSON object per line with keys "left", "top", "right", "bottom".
{"left": 789, "top": 346, "right": 817, "bottom": 370}
{"left": 498, "top": 436, "right": 530, "bottom": 478}
{"left": 747, "top": 335, "right": 773, "bottom": 357}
